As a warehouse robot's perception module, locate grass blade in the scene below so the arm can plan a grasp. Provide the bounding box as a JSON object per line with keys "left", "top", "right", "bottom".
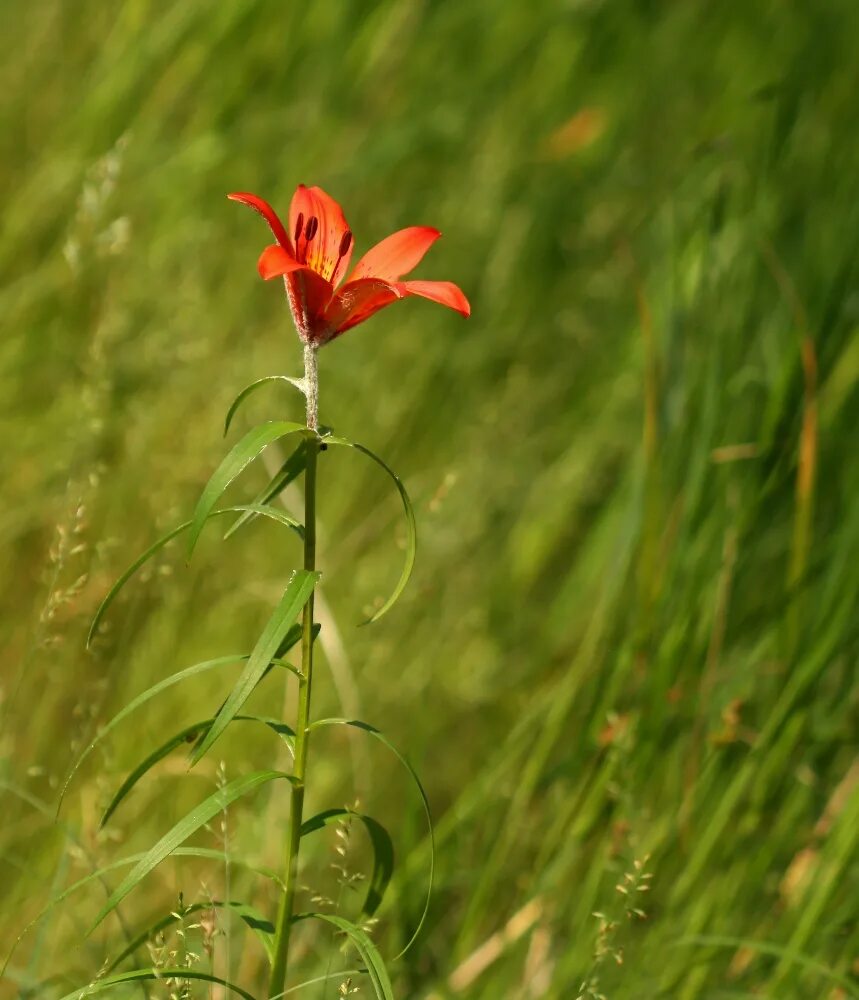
{"left": 87, "top": 503, "right": 303, "bottom": 647}
{"left": 187, "top": 421, "right": 310, "bottom": 559}
{"left": 310, "top": 718, "right": 434, "bottom": 958}
{"left": 224, "top": 375, "right": 307, "bottom": 436}
{"left": 55, "top": 968, "right": 257, "bottom": 1000}
{"left": 301, "top": 808, "right": 394, "bottom": 919}
{"left": 88, "top": 771, "right": 295, "bottom": 934}
{"left": 676, "top": 936, "right": 859, "bottom": 996}
{"left": 293, "top": 912, "right": 394, "bottom": 1000}
{"left": 324, "top": 436, "right": 416, "bottom": 624}
{"left": 189, "top": 570, "right": 319, "bottom": 765}
{"left": 101, "top": 715, "right": 295, "bottom": 827}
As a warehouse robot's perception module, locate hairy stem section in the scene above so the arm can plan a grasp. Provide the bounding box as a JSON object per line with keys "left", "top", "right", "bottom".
{"left": 304, "top": 344, "right": 319, "bottom": 433}
{"left": 269, "top": 351, "right": 319, "bottom": 997}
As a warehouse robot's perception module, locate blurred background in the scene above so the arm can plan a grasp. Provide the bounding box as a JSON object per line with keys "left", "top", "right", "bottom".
{"left": 1, "top": 1, "right": 857, "bottom": 997}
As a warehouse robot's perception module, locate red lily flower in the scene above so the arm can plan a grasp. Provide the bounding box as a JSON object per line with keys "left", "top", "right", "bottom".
{"left": 228, "top": 185, "right": 470, "bottom": 346}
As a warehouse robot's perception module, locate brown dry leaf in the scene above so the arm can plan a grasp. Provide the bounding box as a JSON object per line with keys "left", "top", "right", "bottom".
{"left": 814, "top": 757, "right": 859, "bottom": 838}
{"left": 598, "top": 712, "right": 631, "bottom": 747}
{"left": 727, "top": 944, "right": 755, "bottom": 978}
{"left": 780, "top": 845, "right": 819, "bottom": 907}
{"left": 545, "top": 107, "right": 606, "bottom": 158}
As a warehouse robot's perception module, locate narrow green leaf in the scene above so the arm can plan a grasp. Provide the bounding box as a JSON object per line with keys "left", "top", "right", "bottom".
{"left": 310, "top": 718, "right": 434, "bottom": 958}
{"left": 87, "top": 503, "right": 302, "bottom": 647}
{"left": 324, "top": 435, "right": 416, "bottom": 623}
{"left": 55, "top": 968, "right": 256, "bottom": 1000}
{"left": 224, "top": 375, "right": 307, "bottom": 436}
{"left": 58, "top": 646, "right": 300, "bottom": 814}
{"left": 294, "top": 912, "right": 394, "bottom": 1000}
{"left": 301, "top": 808, "right": 394, "bottom": 919}
{"left": 187, "top": 421, "right": 310, "bottom": 559}
{"left": 88, "top": 771, "right": 295, "bottom": 934}
{"left": 108, "top": 899, "right": 274, "bottom": 972}
{"left": 101, "top": 715, "right": 295, "bottom": 828}
{"left": 190, "top": 570, "right": 319, "bottom": 765}
{"left": 1, "top": 847, "right": 281, "bottom": 977}
{"left": 224, "top": 440, "right": 308, "bottom": 540}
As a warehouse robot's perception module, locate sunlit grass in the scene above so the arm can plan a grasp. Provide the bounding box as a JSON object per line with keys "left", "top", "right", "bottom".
{"left": 1, "top": 2, "right": 857, "bottom": 998}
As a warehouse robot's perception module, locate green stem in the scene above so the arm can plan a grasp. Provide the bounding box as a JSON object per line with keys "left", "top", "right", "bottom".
{"left": 269, "top": 346, "right": 319, "bottom": 997}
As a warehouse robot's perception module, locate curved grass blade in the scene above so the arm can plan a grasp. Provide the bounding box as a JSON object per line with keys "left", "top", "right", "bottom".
{"left": 108, "top": 899, "right": 274, "bottom": 972}
{"left": 324, "top": 436, "right": 416, "bottom": 624}
{"left": 190, "top": 570, "right": 319, "bottom": 765}
{"left": 1, "top": 847, "right": 281, "bottom": 977}
{"left": 101, "top": 715, "right": 296, "bottom": 828}
{"left": 56, "top": 968, "right": 256, "bottom": 1000}
{"left": 224, "top": 440, "right": 308, "bottom": 541}
{"left": 187, "top": 421, "right": 311, "bottom": 559}
{"left": 224, "top": 375, "right": 307, "bottom": 436}
{"left": 58, "top": 644, "right": 301, "bottom": 814}
{"left": 87, "top": 504, "right": 303, "bottom": 647}
{"left": 301, "top": 808, "right": 394, "bottom": 919}
{"left": 88, "top": 771, "right": 295, "bottom": 934}
{"left": 293, "top": 912, "right": 393, "bottom": 1000}
{"left": 310, "top": 718, "right": 434, "bottom": 959}
{"left": 279, "top": 970, "right": 364, "bottom": 997}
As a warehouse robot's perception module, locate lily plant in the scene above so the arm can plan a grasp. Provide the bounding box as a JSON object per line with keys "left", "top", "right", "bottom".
{"left": 12, "top": 183, "right": 469, "bottom": 1000}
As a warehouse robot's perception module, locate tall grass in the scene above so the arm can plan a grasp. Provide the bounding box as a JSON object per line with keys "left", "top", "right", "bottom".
{"left": 1, "top": 1, "right": 857, "bottom": 997}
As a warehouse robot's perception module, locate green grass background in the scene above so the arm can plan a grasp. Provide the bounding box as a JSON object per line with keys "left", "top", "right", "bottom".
{"left": 1, "top": 1, "right": 857, "bottom": 997}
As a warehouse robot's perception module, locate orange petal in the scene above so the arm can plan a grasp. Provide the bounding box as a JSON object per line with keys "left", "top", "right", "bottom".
{"left": 288, "top": 184, "right": 353, "bottom": 285}
{"left": 323, "top": 278, "right": 403, "bottom": 338}
{"left": 347, "top": 226, "right": 441, "bottom": 283}
{"left": 257, "top": 244, "right": 306, "bottom": 280}
{"left": 287, "top": 268, "right": 335, "bottom": 325}
{"left": 398, "top": 280, "right": 471, "bottom": 317}
{"left": 228, "top": 192, "right": 292, "bottom": 251}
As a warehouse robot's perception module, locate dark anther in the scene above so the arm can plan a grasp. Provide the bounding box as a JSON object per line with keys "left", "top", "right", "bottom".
{"left": 339, "top": 230, "right": 353, "bottom": 257}
{"left": 293, "top": 212, "right": 304, "bottom": 245}
{"left": 305, "top": 216, "right": 319, "bottom": 241}
{"left": 320, "top": 442, "right": 328, "bottom": 451}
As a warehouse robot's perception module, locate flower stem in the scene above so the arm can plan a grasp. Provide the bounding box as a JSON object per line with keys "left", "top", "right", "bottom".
{"left": 269, "top": 347, "right": 319, "bottom": 997}
{"left": 303, "top": 344, "right": 319, "bottom": 433}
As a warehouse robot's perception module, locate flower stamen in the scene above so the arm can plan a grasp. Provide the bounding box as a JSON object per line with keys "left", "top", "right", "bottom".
{"left": 304, "top": 216, "right": 319, "bottom": 242}
{"left": 327, "top": 230, "right": 353, "bottom": 280}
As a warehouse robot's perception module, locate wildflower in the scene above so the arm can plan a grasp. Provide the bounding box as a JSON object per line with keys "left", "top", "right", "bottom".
{"left": 229, "top": 185, "right": 470, "bottom": 345}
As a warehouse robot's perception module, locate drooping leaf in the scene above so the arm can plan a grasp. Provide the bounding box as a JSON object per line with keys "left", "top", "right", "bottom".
{"left": 324, "top": 436, "right": 416, "bottom": 623}
{"left": 310, "top": 718, "right": 434, "bottom": 958}
{"left": 187, "top": 421, "right": 311, "bottom": 559}
{"left": 1, "top": 847, "right": 282, "bottom": 976}
{"left": 55, "top": 968, "right": 256, "bottom": 1000}
{"left": 190, "top": 570, "right": 319, "bottom": 765}
{"left": 108, "top": 899, "right": 274, "bottom": 972}
{"left": 293, "top": 912, "right": 394, "bottom": 1000}
{"left": 224, "top": 440, "right": 308, "bottom": 541}
{"left": 301, "top": 808, "right": 394, "bottom": 919}
{"left": 101, "top": 715, "right": 295, "bottom": 827}
{"left": 58, "top": 645, "right": 301, "bottom": 813}
{"left": 224, "top": 375, "right": 308, "bottom": 436}
{"left": 87, "top": 504, "right": 302, "bottom": 647}
{"left": 88, "top": 771, "right": 295, "bottom": 934}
